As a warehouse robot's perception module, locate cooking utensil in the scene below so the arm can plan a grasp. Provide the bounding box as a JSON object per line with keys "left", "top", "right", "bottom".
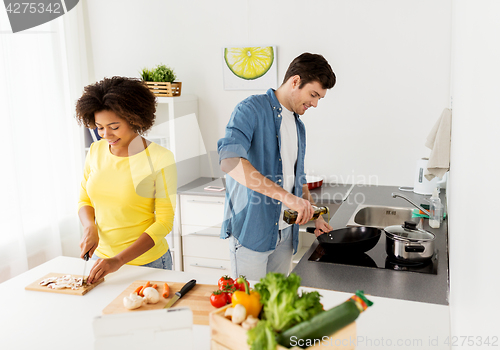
{"left": 164, "top": 279, "right": 196, "bottom": 309}
{"left": 307, "top": 226, "right": 382, "bottom": 255}
{"left": 306, "top": 175, "right": 323, "bottom": 190}
{"left": 384, "top": 221, "right": 436, "bottom": 262}
{"left": 82, "top": 251, "right": 89, "bottom": 286}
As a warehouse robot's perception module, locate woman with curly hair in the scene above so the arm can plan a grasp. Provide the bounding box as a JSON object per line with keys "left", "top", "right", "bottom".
{"left": 75, "top": 76, "right": 177, "bottom": 283}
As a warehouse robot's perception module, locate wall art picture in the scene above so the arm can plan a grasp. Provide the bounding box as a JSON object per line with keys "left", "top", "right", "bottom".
{"left": 222, "top": 46, "right": 277, "bottom": 90}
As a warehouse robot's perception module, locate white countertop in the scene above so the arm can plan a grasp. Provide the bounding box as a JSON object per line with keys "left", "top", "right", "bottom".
{"left": 0, "top": 256, "right": 450, "bottom": 350}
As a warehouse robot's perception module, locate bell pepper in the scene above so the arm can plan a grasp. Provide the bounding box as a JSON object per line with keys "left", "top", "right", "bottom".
{"left": 231, "top": 277, "right": 262, "bottom": 318}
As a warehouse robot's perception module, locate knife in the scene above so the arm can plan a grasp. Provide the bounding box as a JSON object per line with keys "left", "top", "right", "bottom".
{"left": 163, "top": 279, "right": 197, "bottom": 309}
{"left": 82, "top": 251, "right": 90, "bottom": 286}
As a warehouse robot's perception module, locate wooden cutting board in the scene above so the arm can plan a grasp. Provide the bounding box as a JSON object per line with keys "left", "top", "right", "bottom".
{"left": 25, "top": 272, "right": 105, "bottom": 296}
{"left": 102, "top": 280, "right": 218, "bottom": 325}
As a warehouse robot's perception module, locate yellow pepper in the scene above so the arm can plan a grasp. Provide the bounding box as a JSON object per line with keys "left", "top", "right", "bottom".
{"left": 231, "top": 277, "right": 262, "bottom": 318}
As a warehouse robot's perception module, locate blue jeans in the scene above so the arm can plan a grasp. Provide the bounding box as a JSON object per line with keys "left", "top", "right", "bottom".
{"left": 90, "top": 250, "right": 173, "bottom": 270}
{"left": 229, "top": 225, "right": 293, "bottom": 281}
{"left": 141, "top": 250, "right": 173, "bottom": 270}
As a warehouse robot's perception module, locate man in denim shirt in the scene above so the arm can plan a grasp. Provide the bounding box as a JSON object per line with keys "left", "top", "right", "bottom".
{"left": 218, "top": 53, "right": 336, "bottom": 280}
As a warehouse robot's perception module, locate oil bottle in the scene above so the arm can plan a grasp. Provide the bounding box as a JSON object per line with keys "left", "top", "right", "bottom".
{"left": 283, "top": 205, "right": 329, "bottom": 224}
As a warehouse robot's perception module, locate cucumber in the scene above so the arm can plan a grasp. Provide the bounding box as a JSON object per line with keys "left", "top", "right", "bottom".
{"left": 277, "top": 300, "right": 358, "bottom": 348}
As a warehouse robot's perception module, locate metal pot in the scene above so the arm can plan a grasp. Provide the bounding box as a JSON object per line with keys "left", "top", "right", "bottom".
{"left": 384, "top": 221, "right": 435, "bottom": 262}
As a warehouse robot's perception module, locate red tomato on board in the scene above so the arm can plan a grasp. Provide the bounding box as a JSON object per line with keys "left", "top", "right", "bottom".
{"left": 221, "top": 285, "right": 236, "bottom": 304}
{"left": 218, "top": 275, "right": 234, "bottom": 290}
{"left": 210, "top": 290, "right": 227, "bottom": 308}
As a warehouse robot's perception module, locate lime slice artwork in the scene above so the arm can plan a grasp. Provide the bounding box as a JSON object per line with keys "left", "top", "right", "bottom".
{"left": 224, "top": 47, "right": 274, "bottom": 80}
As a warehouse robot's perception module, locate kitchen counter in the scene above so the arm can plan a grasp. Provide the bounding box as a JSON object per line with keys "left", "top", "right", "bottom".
{"left": 177, "top": 177, "right": 354, "bottom": 203}
{"left": 178, "top": 177, "right": 226, "bottom": 197}
{"left": 292, "top": 185, "right": 449, "bottom": 305}
{"left": 178, "top": 179, "right": 449, "bottom": 305}
{"left": 0, "top": 256, "right": 450, "bottom": 350}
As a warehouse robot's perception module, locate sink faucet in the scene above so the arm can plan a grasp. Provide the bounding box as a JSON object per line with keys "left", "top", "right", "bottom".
{"left": 391, "top": 192, "right": 431, "bottom": 216}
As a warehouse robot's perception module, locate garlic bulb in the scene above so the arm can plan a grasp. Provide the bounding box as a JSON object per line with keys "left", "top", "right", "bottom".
{"left": 142, "top": 287, "right": 160, "bottom": 304}
{"left": 123, "top": 293, "right": 145, "bottom": 310}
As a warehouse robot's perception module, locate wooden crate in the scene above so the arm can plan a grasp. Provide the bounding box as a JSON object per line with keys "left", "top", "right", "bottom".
{"left": 145, "top": 81, "right": 182, "bottom": 97}
{"left": 209, "top": 305, "right": 356, "bottom": 350}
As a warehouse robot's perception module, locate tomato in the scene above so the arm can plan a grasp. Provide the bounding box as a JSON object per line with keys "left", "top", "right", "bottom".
{"left": 218, "top": 275, "right": 234, "bottom": 290}
{"left": 233, "top": 276, "right": 249, "bottom": 292}
{"left": 222, "top": 285, "right": 236, "bottom": 304}
{"left": 210, "top": 290, "right": 227, "bottom": 308}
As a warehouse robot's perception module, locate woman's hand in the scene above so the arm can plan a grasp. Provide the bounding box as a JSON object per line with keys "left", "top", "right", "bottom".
{"left": 86, "top": 257, "right": 123, "bottom": 284}
{"left": 313, "top": 216, "right": 333, "bottom": 237}
{"left": 80, "top": 224, "right": 99, "bottom": 259}
{"left": 85, "top": 232, "right": 155, "bottom": 283}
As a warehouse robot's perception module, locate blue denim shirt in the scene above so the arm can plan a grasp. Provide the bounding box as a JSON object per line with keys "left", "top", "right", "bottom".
{"left": 217, "top": 88, "right": 307, "bottom": 253}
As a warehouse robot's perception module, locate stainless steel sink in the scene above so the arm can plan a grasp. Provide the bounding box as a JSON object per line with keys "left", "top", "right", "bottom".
{"left": 346, "top": 204, "right": 416, "bottom": 228}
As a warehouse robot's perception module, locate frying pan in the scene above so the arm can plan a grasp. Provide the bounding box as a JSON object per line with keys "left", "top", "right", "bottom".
{"left": 306, "top": 226, "right": 382, "bottom": 255}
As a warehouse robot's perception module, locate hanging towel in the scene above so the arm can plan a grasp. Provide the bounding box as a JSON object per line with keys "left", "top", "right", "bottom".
{"left": 424, "top": 108, "right": 452, "bottom": 181}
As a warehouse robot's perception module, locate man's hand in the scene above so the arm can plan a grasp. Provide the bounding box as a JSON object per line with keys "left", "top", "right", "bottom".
{"left": 313, "top": 216, "right": 333, "bottom": 237}
{"left": 221, "top": 158, "right": 315, "bottom": 224}
{"left": 283, "top": 196, "right": 314, "bottom": 225}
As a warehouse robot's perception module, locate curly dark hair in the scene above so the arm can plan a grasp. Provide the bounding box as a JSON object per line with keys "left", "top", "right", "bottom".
{"left": 282, "top": 53, "right": 336, "bottom": 90}
{"left": 75, "top": 76, "right": 157, "bottom": 134}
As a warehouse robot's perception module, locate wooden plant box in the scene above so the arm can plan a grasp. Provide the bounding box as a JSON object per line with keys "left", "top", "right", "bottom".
{"left": 145, "top": 81, "right": 182, "bottom": 97}
{"left": 209, "top": 305, "right": 356, "bottom": 350}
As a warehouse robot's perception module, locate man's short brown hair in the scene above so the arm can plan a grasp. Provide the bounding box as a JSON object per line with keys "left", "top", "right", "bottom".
{"left": 282, "top": 53, "right": 336, "bottom": 90}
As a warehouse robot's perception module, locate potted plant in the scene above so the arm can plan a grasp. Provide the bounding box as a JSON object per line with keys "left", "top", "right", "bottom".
{"left": 140, "top": 64, "right": 182, "bottom": 97}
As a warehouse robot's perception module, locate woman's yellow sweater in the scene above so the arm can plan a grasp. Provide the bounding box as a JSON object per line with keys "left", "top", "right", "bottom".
{"left": 78, "top": 139, "right": 176, "bottom": 265}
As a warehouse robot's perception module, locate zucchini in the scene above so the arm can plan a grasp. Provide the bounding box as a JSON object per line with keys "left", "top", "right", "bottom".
{"left": 277, "top": 290, "right": 372, "bottom": 348}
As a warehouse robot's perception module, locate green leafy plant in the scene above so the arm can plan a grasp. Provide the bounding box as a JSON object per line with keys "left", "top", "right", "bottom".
{"left": 140, "top": 64, "right": 177, "bottom": 83}
{"left": 140, "top": 67, "right": 154, "bottom": 81}
{"left": 152, "top": 64, "right": 176, "bottom": 83}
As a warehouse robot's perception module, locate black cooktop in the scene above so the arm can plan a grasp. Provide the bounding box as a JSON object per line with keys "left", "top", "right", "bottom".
{"left": 308, "top": 234, "right": 438, "bottom": 275}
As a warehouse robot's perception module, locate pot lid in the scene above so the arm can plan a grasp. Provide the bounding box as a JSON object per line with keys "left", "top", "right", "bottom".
{"left": 385, "top": 221, "right": 435, "bottom": 241}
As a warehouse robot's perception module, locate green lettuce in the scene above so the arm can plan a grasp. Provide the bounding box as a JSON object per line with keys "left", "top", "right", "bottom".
{"left": 247, "top": 319, "right": 277, "bottom": 350}
{"left": 248, "top": 272, "right": 324, "bottom": 349}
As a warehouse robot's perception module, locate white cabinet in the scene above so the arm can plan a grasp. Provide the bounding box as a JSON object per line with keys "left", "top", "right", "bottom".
{"left": 179, "top": 194, "right": 230, "bottom": 277}
{"left": 180, "top": 195, "right": 225, "bottom": 227}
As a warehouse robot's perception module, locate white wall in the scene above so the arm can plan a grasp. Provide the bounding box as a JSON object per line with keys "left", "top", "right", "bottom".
{"left": 449, "top": 0, "right": 500, "bottom": 343}
{"left": 84, "top": 0, "right": 451, "bottom": 186}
